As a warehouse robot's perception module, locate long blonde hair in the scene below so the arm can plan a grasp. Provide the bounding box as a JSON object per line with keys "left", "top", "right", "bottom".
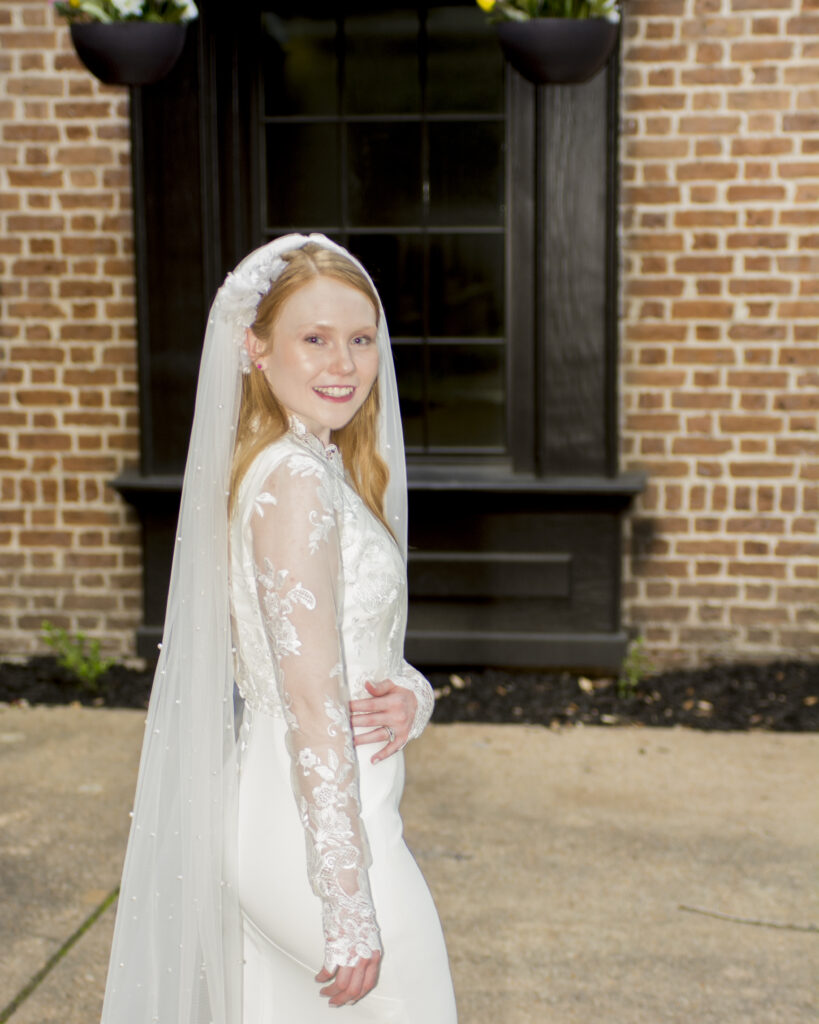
{"left": 228, "top": 243, "right": 391, "bottom": 533}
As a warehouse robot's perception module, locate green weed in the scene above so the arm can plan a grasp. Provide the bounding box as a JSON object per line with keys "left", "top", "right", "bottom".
{"left": 41, "top": 620, "right": 115, "bottom": 691}
{"left": 618, "top": 636, "right": 654, "bottom": 699}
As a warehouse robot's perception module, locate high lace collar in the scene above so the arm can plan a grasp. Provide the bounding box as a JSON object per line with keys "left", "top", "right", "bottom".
{"left": 288, "top": 415, "right": 341, "bottom": 464}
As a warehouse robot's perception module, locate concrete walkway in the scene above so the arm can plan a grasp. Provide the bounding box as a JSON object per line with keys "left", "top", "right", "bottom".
{"left": 0, "top": 705, "right": 816, "bottom": 1023}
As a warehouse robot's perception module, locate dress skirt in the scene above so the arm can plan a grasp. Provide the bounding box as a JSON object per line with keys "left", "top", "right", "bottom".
{"left": 237, "top": 708, "right": 458, "bottom": 1023}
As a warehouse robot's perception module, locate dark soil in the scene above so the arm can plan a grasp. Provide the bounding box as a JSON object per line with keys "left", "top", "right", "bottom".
{"left": 1, "top": 656, "right": 817, "bottom": 731}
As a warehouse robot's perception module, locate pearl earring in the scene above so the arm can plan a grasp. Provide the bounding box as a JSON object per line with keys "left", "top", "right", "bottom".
{"left": 256, "top": 362, "right": 263, "bottom": 370}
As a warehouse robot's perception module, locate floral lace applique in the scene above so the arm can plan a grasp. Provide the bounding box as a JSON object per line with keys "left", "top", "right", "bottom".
{"left": 253, "top": 491, "right": 277, "bottom": 518}
{"left": 256, "top": 558, "right": 316, "bottom": 658}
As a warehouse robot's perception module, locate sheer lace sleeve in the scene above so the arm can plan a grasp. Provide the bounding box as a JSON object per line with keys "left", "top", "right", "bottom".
{"left": 250, "top": 454, "right": 381, "bottom": 970}
{"left": 393, "top": 660, "right": 435, "bottom": 740}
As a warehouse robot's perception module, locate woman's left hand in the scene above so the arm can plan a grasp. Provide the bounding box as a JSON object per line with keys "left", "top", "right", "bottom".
{"left": 350, "top": 679, "right": 417, "bottom": 763}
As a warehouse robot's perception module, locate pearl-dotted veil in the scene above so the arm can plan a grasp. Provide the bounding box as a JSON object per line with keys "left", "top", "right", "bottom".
{"left": 100, "top": 234, "right": 407, "bottom": 1024}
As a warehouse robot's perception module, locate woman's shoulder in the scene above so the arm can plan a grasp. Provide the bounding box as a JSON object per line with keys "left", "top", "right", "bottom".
{"left": 239, "top": 434, "right": 337, "bottom": 513}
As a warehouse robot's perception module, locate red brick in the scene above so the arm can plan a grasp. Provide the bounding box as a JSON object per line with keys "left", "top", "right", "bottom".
{"left": 675, "top": 210, "right": 736, "bottom": 227}
{"left": 731, "top": 41, "right": 793, "bottom": 60}
{"left": 729, "top": 462, "right": 793, "bottom": 477}
{"left": 626, "top": 44, "right": 688, "bottom": 62}
{"left": 671, "top": 301, "right": 735, "bottom": 319}
{"left": 19, "top": 531, "right": 72, "bottom": 547}
{"left": 682, "top": 68, "right": 743, "bottom": 86}
{"left": 677, "top": 162, "right": 739, "bottom": 181}
{"left": 0, "top": 31, "right": 57, "bottom": 49}
{"left": 627, "top": 94, "right": 687, "bottom": 112}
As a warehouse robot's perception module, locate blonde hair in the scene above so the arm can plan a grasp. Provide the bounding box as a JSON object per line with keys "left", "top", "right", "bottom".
{"left": 228, "top": 243, "right": 391, "bottom": 534}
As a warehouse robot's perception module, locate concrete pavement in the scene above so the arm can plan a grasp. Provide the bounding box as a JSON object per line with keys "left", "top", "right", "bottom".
{"left": 0, "top": 705, "right": 816, "bottom": 1023}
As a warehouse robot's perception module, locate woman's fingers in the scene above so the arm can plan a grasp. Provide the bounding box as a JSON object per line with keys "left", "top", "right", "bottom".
{"left": 349, "top": 678, "right": 417, "bottom": 761}
{"left": 317, "top": 953, "right": 381, "bottom": 1006}
{"left": 352, "top": 725, "right": 402, "bottom": 762}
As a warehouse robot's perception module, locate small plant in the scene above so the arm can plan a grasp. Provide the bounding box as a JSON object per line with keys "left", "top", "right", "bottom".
{"left": 53, "top": 0, "right": 198, "bottom": 25}
{"left": 618, "top": 636, "right": 654, "bottom": 699}
{"left": 476, "top": 0, "right": 620, "bottom": 23}
{"left": 41, "top": 620, "right": 115, "bottom": 691}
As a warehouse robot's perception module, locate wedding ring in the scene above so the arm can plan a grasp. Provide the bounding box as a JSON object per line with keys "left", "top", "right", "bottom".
{"left": 383, "top": 725, "right": 395, "bottom": 744}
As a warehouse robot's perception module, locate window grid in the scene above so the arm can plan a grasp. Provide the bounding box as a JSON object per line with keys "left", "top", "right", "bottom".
{"left": 259, "top": 4, "right": 506, "bottom": 457}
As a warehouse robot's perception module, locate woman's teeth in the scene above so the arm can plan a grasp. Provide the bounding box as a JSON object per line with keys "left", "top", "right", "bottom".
{"left": 315, "top": 386, "right": 355, "bottom": 397}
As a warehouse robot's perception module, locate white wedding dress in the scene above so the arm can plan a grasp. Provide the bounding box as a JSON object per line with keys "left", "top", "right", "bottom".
{"left": 229, "top": 418, "right": 458, "bottom": 1023}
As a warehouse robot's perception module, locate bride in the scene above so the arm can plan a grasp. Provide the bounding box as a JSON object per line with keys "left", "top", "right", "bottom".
{"left": 100, "top": 234, "right": 457, "bottom": 1023}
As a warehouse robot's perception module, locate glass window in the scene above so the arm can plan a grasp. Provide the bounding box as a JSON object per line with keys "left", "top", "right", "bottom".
{"left": 426, "top": 5, "right": 505, "bottom": 114}
{"left": 344, "top": 9, "right": 421, "bottom": 115}
{"left": 428, "top": 342, "right": 505, "bottom": 448}
{"left": 347, "top": 123, "right": 423, "bottom": 227}
{"left": 428, "top": 121, "right": 505, "bottom": 228}
{"left": 428, "top": 234, "right": 504, "bottom": 338}
{"left": 350, "top": 234, "right": 424, "bottom": 337}
{"left": 259, "top": 1, "right": 506, "bottom": 456}
{"left": 261, "top": 13, "right": 338, "bottom": 117}
{"left": 265, "top": 124, "right": 340, "bottom": 229}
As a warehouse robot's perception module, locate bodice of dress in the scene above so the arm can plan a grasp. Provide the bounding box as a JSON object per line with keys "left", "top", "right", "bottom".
{"left": 228, "top": 418, "right": 433, "bottom": 970}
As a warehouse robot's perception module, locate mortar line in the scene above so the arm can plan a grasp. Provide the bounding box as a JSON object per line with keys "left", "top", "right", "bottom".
{"left": 0, "top": 887, "right": 119, "bottom": 1023}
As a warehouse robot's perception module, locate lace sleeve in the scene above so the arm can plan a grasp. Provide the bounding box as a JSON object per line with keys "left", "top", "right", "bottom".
{"left": 250, "top": 454, "right": 381, "bottom": 971}
{"left": 393, "top": 660, "right": 435, "bottom": 740}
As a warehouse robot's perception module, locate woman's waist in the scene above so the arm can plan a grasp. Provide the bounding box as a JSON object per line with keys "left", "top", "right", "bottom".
{"left": 242, "top": 706, "right": 404, "bottom": 809}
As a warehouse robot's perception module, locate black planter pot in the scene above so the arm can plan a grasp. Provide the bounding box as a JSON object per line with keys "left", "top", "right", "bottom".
{"left": 69, "top": 22, "right": 187, "bottom": 86}
{"left": 495, "top": 18, "right": 619, "bottom": 85}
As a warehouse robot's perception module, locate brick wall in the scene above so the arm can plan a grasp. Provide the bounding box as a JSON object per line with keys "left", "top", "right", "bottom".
{"left": 0, "top": 2, "right": 140, "bottom": 658}
{"left": 619, "top": 0, "right": 819, "bottom": 666}
{"left": 1, "top": 1, "right": 816, "bottom": 668}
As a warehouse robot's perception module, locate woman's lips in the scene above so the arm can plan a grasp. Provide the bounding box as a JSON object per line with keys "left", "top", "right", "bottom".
{"left": 313, "top": 385, "right": 356, "bottom": 403}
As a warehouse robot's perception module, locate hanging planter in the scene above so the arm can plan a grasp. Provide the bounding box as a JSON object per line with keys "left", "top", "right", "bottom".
{"left": 55, "top": 1, "right": 198, "bottom": 87}
{"left": 495, "top": 17, "right": 619, "bottom": 85}
{"left": 69, "top": 22, "right": 187, "bottom": 86}
{"left": 477, "top": 0, "right": 620, "bottom": 86}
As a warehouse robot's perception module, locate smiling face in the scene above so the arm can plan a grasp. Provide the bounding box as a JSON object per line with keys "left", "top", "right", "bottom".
{"left": 252, "top": 275, "right": 379, "bottom": 445}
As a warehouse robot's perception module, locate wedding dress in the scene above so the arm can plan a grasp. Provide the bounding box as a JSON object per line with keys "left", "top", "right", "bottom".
{"left": 100, "top": 234, "right": 452, "bottom": 1024}
{"left": 229, "top": 417, "right": 458, "bottom": 1023}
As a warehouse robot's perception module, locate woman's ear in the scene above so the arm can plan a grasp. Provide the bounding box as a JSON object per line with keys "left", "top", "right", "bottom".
{"left": 244, "top": 329, "right": 265, "bottom": 368}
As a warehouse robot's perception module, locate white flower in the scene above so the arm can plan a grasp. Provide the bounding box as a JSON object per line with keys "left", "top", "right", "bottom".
{"left": 297, "top": 748, "right": 319, "bottom": 772}
{"left": 112, "top": 0, "right": 144, "bottom": 15}
{"left": 173, "top": 0, "right": 199, "bottom": 21}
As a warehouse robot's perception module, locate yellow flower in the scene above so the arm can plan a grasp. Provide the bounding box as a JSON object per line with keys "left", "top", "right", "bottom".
{"left": 476, "top": 0, "right": 496, "bottom": 10}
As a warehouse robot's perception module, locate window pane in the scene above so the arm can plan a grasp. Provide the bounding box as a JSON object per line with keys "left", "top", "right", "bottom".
{"left": 429, "top": 121, "right": 505, "bottom": 227}
{"left": 261, "top": 14, "right": 338, "bottom": 117}
{"left": 347, "top": 123, "right": 422, "bottom": 227}
{"left": 428, "top": 343, "right": 505, "bottom": 448}
{"left": 349, "top": 234, "right": 424, "bottom": 337}
{"left": 427, "top": 5, "right": 504, "bottom": 114}
{"left": 265, "top": 124, "right": 340, "bottom": 229}
{"left": 343, "top": 9, "right": 421, "bottom": 115}
{"left": 392, "top": 343, "right": 425, "bottom": 449}
{"left": 429, "top": 233, "right": 504, "bottom": 337}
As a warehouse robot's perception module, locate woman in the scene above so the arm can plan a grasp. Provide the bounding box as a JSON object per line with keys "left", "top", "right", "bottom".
{"left": 101, "top": 234, "right": 457, "bottom": 1023}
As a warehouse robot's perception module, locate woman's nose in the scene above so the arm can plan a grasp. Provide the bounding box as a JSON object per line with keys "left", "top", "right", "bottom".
{"left": 328, "top": 341, "right": 355, "bottom": 375}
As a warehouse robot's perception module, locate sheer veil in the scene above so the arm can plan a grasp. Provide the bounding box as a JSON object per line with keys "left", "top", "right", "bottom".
{"left": 100, "top": 234, "right": 407, "bottom": 1024}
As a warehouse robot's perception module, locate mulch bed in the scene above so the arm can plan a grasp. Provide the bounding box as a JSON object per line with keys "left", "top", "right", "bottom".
{"left": 1, "top": 656, "right": 817, "bottom": 732}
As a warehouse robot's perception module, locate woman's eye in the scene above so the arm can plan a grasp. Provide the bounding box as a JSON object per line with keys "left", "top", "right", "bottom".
{"left": 353, "top": 335, "right": 374, "bottom": 346}
{"left": 305, "top": 335, "right": 322, "bottom": 345}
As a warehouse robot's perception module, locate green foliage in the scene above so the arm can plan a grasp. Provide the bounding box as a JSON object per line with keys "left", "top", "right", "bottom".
{"left": 618, "top": 636, "right": 654, "bottom": 699}
{"left": 41, "top": 620, "right": 115, "bottom": 691}
{"left": 53, "top": 0, "right": 197, "bottom": 26}
{"left": 478, "top": 0, "right": 620, "bottom": 22}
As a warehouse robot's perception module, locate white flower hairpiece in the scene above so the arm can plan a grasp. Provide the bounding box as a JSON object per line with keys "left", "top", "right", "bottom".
{"left": 215, "top": 250, "right": 288, "bottom": 373}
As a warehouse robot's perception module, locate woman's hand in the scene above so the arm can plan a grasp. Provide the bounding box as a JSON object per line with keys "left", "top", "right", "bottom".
{"left": 350, "top": 678, "right": 417, "bottom": 763}
{"left": 315, "top": 951, "right": 382, "bottom": 1007}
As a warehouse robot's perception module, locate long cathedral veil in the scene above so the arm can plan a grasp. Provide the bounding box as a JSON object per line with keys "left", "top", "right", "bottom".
{"left": 100, "top": 234, "right": 407, "bottom": 1024}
